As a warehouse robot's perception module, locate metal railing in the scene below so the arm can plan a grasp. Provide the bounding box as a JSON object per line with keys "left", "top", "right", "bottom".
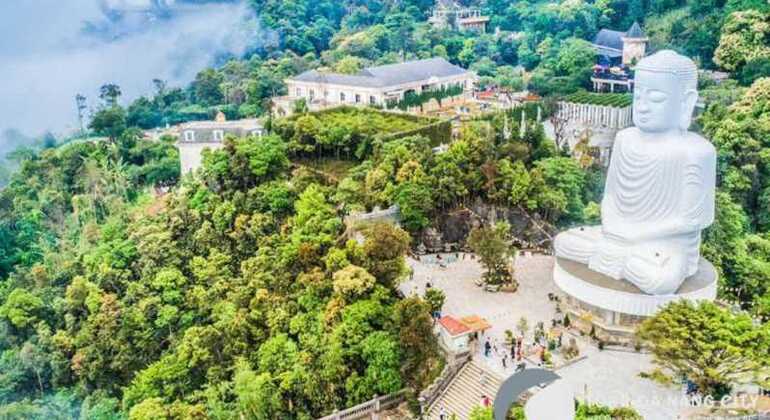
{"left": 419, "top": 351, "right": 472, "bottom": 413}
{"left": 316, "top": 389, "right": 410, "bottom": 420}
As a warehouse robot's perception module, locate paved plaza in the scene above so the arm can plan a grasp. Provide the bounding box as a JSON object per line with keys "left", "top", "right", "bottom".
{"left": 400, "top": 253, "right": 684, "bottom": 420}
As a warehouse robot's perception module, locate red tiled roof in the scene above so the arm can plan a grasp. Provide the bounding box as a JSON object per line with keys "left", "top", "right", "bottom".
{"left": 460, "top": 315, "right": 491, "bottom": 332}
{"left": 438, "top": 315, "right": 471, "bottom": 337}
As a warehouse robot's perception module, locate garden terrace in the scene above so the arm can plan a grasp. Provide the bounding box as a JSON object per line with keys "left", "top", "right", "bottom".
{"left": 562, "top": 92, "right": 633, "bottom": 108}
{"left": 386, "top": 84, "right": 465, "bottom": 111}
{"left": 271, "top": 106, "right": 452, "bottom": 159}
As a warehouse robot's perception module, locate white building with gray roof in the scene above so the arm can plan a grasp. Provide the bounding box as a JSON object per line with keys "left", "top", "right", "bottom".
{"left": 273, "top": 57, "right": 477, "bottom": 116}
{"left": 177, "top": 113, "right": 265, "bottom": 174}
{"left": 592, "top": 21, "right": 648, "bottom": 66}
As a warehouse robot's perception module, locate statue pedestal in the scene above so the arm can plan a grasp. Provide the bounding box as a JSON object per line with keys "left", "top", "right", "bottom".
{"left": 552, "top": 257, "right": 717, "bottom": 344}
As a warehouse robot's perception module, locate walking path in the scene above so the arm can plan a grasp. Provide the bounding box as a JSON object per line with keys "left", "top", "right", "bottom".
{"left": 400, "top": 253, "right": 684, "bottom": 420}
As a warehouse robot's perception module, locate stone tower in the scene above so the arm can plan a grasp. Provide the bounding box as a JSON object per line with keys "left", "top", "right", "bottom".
{"left": 621, "top": 22, "right": 647, "bottom": 66}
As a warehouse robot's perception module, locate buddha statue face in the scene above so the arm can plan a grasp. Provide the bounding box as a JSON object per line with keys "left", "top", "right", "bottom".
{"left": 632, "top": 51, "right": 699, "bottom": 133}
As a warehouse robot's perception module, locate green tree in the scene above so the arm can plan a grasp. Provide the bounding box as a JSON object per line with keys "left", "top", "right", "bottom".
{"left": 291, "top": 184, "right": 343, "bottom": 248}
{"left": 0, "top": 289, "right": 44, "bottom": 330}
{"left": 394, "top": 181, "right": 433, "bottom": 232}
{"left": 637, "top": 301, "right": 770, "bottom": 398}
{"left": 554, "top": 38, "right": 596, "bottom": 89}
{"left": 233, "top": 359, "right": 283, "bottom": 419}
{"left": 714, "top": 10, "right": 770, "bottom": 72}
{"left": 362, "top": 223, "right": 410, "bottom": 288}
{"left": 391, "top": 296, "right": 439, "bottom": 390}
{"left": 333, "top": 265, "right": 376, "bottom": 300}
{"left": 528, "top": 157, "right": 586, "bottom": 223}
{"left": 737, "top": 57, "right": 770, "bottom": 86}
{"left": 333, "top": 56, "right": 365, "bottom": 74}
{"left": 467, "top": 223, "right": 514, "bottom": 286}
{"left": 99, "top": 84, "right": 122, "bottom": 107}
{"left": 193, "top": 68, "right": 225, "bottom": 105}
{"left": 424, "top": 288, "right": 446, "bottom": 315}
{"left": 89, "top": 107, "right": 127, "bottom": 142}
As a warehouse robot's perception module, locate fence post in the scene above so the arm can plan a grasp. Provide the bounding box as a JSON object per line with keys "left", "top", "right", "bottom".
{"left": 418, "top": 396, "right": 426, "bottom": 419}
{"left": 371, "top": 394, "right": 380, "bottom": 420}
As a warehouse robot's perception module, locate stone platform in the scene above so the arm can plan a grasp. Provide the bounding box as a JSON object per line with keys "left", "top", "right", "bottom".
{"left": 553, "top": 257, "right": 717, "bottom": 343}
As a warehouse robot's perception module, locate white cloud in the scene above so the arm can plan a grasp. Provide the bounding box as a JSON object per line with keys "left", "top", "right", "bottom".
{"left": 0, "top": 0, "right": 271, "bottom": 141}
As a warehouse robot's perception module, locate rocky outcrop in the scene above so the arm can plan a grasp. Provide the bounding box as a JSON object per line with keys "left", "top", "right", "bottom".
{"left": 427, "top": 198, "right": 555, "bottom": 251}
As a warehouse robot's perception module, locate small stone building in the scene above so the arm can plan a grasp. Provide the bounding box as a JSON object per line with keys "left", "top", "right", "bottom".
{"left": 177, "top": 114, "right": 265, "bottom": 174}
{"left": 429, "top": 0, "right": 490, "bottom": 32}
{"left": 592, "top": 21, "right": 648, "bottom": 66}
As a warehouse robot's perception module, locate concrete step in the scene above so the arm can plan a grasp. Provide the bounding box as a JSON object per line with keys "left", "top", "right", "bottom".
{"left": 426, "top": 360, "right": 505, "bottom": 420}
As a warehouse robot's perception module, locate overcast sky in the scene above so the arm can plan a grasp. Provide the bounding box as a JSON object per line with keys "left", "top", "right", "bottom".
{"left": 0, "top": 0, "right": 266, "bottom": 143}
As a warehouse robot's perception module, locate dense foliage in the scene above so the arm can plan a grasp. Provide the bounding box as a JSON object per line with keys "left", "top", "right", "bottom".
{"left": 105, "top": 0, "right": 766, "bottom": 130}
{"left": 563, "top": 92, "right": 633, "bottom": 107}
{"left": 324, "top": 106, "right": 600, "bottom": 230}
{"left": 0, "top": 131, "right": 442, "bottom": 418}
{"left": 270, "top": 107, "right": 450, "bottom": 159}
{"left": 699, "top": 77, "right": 770, "bottom": 317}
{"left": 2, "top": 0, "right": 770, "bottom": 418}
{"left": 467, "top": 401, "right": 641, "bottom": 419}
{"left": 638, "top": 301, "right": 770, "bottom": 398}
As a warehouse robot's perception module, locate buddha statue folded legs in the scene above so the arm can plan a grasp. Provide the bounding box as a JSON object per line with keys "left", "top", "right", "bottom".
{"left": 552, "top": 226, "right": 601, "bottom": 264}
{"left": 554, "top": 229, "right": 700, "bottom": 295}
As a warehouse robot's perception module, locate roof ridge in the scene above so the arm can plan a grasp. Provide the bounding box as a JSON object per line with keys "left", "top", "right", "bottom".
{"left": 625, "top": 21, "right": 645, "bottom": 38}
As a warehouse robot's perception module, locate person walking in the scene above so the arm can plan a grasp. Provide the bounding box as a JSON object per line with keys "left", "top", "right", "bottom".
{"left": 484, "top": 339, "right": 491, "bottom": 357}
{"left": 502, "top": 353, "right": 507, "bottom": 369}
{"left": 439, "top": 405, "right": 447, "bottom": 420}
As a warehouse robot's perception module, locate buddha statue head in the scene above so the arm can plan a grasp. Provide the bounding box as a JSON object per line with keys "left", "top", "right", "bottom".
{"left": 632, "top": 50, "right": 698, "bottom": 133}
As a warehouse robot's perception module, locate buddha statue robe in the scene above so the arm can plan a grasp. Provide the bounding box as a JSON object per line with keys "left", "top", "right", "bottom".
{"left": 553, "top": 50, "right": 716, "bottom": 295}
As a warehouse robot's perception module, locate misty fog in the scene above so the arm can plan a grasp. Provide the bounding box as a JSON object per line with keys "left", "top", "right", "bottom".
{"left": 0, "top": 0, "right": 272, "bottom": 159}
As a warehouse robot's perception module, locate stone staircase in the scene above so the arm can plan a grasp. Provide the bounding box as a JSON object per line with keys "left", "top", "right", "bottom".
{"left": 426, "top": 360, "right": 504, "bottom": 420}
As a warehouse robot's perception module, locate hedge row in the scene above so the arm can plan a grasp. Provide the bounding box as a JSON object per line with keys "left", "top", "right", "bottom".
{"left": 563, "top": 91, "right": 632, "bottom": 107}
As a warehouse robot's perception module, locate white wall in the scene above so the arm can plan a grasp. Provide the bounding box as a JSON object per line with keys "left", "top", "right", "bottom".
{"left": 438, "top": 329, "right": 470, "bottom": 353}
{"left": 178, "top": 142, "right": 224, "bottom": 174}
{"left": 286, "top": 73, "right": 476, "bottom": 108}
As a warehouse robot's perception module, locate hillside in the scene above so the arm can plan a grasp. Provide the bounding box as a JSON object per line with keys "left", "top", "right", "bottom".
{"left": 1, "top": 0, "right": 770, "bottom": 419}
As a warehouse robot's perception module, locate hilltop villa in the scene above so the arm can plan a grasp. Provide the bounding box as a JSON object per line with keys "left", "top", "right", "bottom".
{"left": 176, "top": 112, "right": 265, "bottom": 174}
{"left": 272, "top": 57, "right": 477, "bottom": 116}
{"left": 590, "top": 22, "right": 648, "bottom": 92}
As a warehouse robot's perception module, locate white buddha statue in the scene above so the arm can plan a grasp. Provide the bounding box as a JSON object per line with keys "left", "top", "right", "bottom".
{"left": 554, "top": 50, "right": 716, "bottom": 295}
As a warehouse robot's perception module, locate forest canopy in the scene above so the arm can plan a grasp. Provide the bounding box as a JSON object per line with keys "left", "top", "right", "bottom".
{"left": 2, "top": 0, "right": 770, "bottom": 418}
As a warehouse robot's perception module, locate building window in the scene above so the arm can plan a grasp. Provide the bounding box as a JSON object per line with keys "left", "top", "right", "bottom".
{"left": 296, "top": 87, "right": 303, "bottom": 97}
{"left": 340, "top": 92, "right": 346, "bottom": 102}
{"left": 369, "top": 95, "right": 376, "bottom": 105}
{"left": 212, "top": 130, "right": 224, "bottom": 141}
{"left": 309, "top": 89, "right": 315, "bottom": 99}
{"left": 355, "top": 94, "right": 361, "bottom": 103}
{"left": 184, "top": 130, "right": 195, "bottom": 142}
{"left": 324, "top": 90, "right": 329, "bottom": 98}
